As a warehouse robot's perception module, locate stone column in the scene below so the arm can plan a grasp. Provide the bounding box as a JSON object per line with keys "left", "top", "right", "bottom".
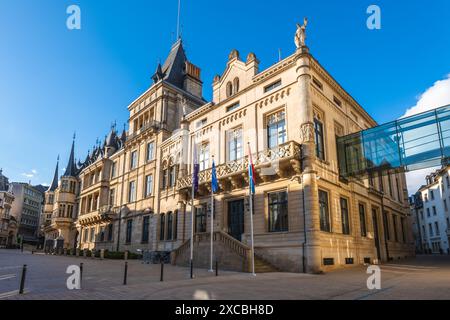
{"left": 295, "top": 46, "right": 321, "bottom": 273}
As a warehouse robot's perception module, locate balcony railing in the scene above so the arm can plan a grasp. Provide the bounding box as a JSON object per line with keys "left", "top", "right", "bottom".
{"left": 177, "top": 141, "right": 301, "bottom": 190}
{"left": 127, "top": 120, "right": 164, "bottom": 141}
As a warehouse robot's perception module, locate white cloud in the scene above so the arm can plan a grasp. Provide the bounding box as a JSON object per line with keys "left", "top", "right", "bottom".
{"left": 21, "top": 173, "right": 34, "bottom": 178}
{"left": 403, "top": 74, "right": 450, "bottom": 194}
{"left": 402, "top": 74, "right": 450, "bottom": 118}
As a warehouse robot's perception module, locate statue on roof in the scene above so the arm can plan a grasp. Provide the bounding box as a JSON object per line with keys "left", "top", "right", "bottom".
{"left": 295, "top": 18, "right": 308, "bottom": 48}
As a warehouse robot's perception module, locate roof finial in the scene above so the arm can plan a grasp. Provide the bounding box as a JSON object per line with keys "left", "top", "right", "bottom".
{"left": 73, "top": 131, "right": 76, "bottom": 141}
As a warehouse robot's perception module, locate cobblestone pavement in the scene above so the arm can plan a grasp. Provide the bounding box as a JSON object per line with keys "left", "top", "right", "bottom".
{"left": 1, "top": 250, "right": 450, "bottom": 300}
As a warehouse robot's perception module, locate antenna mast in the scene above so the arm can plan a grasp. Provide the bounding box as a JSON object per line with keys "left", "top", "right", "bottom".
{"left": 176, "top": 0, "right": 181, "bottom": 40}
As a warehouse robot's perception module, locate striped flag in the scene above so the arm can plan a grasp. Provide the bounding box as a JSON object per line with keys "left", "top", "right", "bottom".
{"left": 248, "top": 144, "right": 256, "bottom": 195}
{"left": 211, "top": 159, "right": 219, "bottom": 193}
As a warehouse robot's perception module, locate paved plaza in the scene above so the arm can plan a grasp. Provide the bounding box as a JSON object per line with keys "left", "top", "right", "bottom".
{"left": 1, "top": 249, "right": 450, "bottom": 300}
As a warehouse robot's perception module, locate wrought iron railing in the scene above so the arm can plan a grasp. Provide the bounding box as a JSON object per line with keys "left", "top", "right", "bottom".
{"left": 177, "top": 141, "right": 301, "bottom": 190}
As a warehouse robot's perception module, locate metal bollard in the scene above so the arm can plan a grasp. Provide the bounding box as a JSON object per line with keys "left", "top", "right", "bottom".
{"left": 190, "top": 260, "right": 193, "bottom": 279}
{"left": 19, "top": 265, "right": 27, "bottom": 294}
{"left": 123, "top": 262, "right": 128, "bottom": 285}
{"left": 215, "top": 260, "right": 219, "bottom": 277}
{"left": 160, "top": 261, "right": 164, "bottom": 282}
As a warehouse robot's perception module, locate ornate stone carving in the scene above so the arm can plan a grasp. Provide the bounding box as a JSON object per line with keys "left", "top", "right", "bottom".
{"left": 295, "top": 18, "right": 308, "bottom": 48}
{"left": 300, "top": 122, "right": 315, "bottom": 144}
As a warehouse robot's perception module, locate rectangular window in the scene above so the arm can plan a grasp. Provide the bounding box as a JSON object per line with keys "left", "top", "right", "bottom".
{"left": 314, "top": 118, "right": 325, "bottom": 160}
{"left": 378, "top": 173, "right": 384, "bottom": 193}
{"left": 167, "top": 212, "right": 173, "bottom": 240}
{"left": 445, "top": 199, "right": 448, "bottom": 212}
{"left": 128, "top": 181, "right": 136, "bottom": 202}
{"left": 169, "top": 166, "right": 176, "bottom": 187}
{"left": 145, "top": 175, "right": 153, "bottom": 197}
{"left": 267, "top": 111, "right": 287, "bottom": 149}
{"left": 130, "top": 151, "right": 138, "bottom": 169}
{"left": 319, "top": 190, "right": 331, "bottom": 232}
{"left": 333, "top": 96, "right": 342, "bottom": 107}
{"left": 162, "top": 169, "right": 168, "bottom": 189}
{"left": 429, "top": 223, "right": 434, "bottom": 237}
{"left": 160, "top": 214, "right": 166, "bottom": 241}
{"left": 435, "top": 222, "right": 440, "bottom": 236}
{"left": 388, "top": 173, "right": 394, "bottom": 197}
{"left": 268, "top": 191, "right": 289, "bottom": 232}
{"left": 433, "top": 206, "right": 437, "bottom": 216}
{"left": 312, "top": 77, "right": 323, "bottom": 90}
{"left": 227, "top": 128, "right": 243, "bottom": 162}
{"left": 107, "top": 224, "right": 113, "bottom": 242}
{"left": 111, "top": 161, "right": 117, "bottom": 179}
{"left": 401, "top": 217, "right": 406, "bottom": 243}
{"left": 90, "top": 227, "right": 95, "bottom": 243}
{"left": 383, "top": 211, "right": 390, "bottom": 241}
{"left": 142, "top": 216, "right": 150, "bottom": 243}
{"left": 393, "top": 215, "right": 399, "bottom": 242}
{"left": 226, "top": 102, "right": 240, "bottom": 112}
{"left": 340, "top": 198, "right": 350, "bottom": 235}
{"left": 264, "top": 80, "right": 282, "bottom": 93}
{"left": 430, "top": 190, "right": 434, "bottom": 200}
{"left": 359, "top": 204, "right": 367, "bottom": 237}
{"left": 173, "top": 211, "right": 178, "bottom": 241}
{"left": 109, "top": 188, "right": 115, "bottom": 206}
{"left": 199, "top": 143, "right": 210, "bottom": 171}
{"left": 126, "top": 220, "right": 133, "bottom": 244}
{"left": 447, "top": 176, "right": 450, "bottom": 188}
{"left": 195, "top": 205, "right": 207, "bottom": 233}
{"left": 427, "top": 208, "right": 431, "bottom": 217}
{"left": 146, "top": 142, "right": 155, "bottom": 161}
{"left": 83, "top": 228, "right": 88, "bottom": 242}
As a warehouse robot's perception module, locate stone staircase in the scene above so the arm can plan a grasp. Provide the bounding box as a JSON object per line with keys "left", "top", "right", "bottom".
{"left": 254, "top": 256, "right": 279, "bottom": 273}
{"left": 171, "top": 231, "right": 278, "bottom": 273}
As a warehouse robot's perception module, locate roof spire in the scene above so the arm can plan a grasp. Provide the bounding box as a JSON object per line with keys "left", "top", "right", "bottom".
{"left": 48, "top": 155, "right": 59, "bottom": 192}
{"left": 64, "top": 136, "right": 77, "bottom": 177}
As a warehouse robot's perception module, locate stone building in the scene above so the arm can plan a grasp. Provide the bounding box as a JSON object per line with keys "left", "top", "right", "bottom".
{"left": 10, "top": 182, "right": 43, "bottom": 243}
{"left": 411, "top": 168, "right": 450, "bottom": 254}
{"left": 44, "top": 24, "right": 414, "bottom": 272}
{"left": 0, "top": 170, "right": 17, "bottom": 247}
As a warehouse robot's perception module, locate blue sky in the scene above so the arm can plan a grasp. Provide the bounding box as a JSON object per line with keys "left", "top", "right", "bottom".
{"left": 0, "top": 0, "right": 449, "bottom": 189}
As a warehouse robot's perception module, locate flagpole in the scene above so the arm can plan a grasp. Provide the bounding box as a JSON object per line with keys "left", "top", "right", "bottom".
{"left": 209, "top": 181, "right": 214, "bottom": 272}
{"left": 209, "top": 156, "right": 215, "bottom": 272}
{"left": 190, "top": 142, "right": 196, "bottom": 279}
{"left": 248, "top": 143, "right": 256, "bottom": 277}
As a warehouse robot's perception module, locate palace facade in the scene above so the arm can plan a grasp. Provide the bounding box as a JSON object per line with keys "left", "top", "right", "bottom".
{"left": 43, "top": 26, "right": 415, "bottom": 272}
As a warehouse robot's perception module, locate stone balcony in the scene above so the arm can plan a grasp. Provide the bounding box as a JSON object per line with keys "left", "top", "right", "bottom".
{"left": 127, "top": 120, "right": 166, "bottom": 142}
{"left": 177, "top": 141, "right": 302, "bottom": 194}
{"left": 78, "top": 205, "right": 118, "bottom": 226}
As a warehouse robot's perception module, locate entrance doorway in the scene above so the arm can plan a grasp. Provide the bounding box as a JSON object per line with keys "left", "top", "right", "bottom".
{"left": 228, "top": 199, "right": 245, "bottom": 241}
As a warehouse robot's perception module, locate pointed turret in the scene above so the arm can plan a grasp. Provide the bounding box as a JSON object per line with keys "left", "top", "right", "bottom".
{"left": 152, "top": 63, "right": 164, "bottom": 83}
{"left": 47, "top": 156, "right": 59, "bottom": 192}
{"left": 63, "top": 138, "right": 77, "bottom": 177}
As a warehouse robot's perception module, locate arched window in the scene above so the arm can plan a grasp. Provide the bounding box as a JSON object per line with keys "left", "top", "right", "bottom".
{"left": 233, "top": 77, "right": 240, "bottom": 94}
{"left": 226, "top": 82, "right": 233, "bottom": 98}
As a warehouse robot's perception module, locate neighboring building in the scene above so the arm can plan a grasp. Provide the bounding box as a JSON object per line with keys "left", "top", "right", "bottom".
{"left": 10, "top": 182, "right": 44, "bottom": 243}
{"left": 0, "top": 170, "right": 17, "bottom": 247}
{"left": 44, "top": 25, "right": 414, "bottom": 272}
{"left": 412, "top": 168, "right": 450, "bottom": 254}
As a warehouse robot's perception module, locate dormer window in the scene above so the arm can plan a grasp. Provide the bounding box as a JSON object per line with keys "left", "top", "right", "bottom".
{"left": 226, "top": 78, "right": 240, "bottom": 98}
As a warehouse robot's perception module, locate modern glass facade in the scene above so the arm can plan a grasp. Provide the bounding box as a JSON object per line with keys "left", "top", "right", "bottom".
{"left": 337, "top": 105, "right": 450, "bottom": 178}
